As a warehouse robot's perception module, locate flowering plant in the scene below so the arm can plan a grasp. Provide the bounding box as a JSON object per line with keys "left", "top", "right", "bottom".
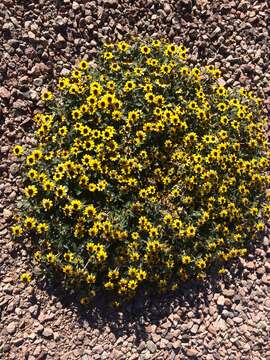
{"left": 12, "top": 39, "right": 269, "bottom": 305}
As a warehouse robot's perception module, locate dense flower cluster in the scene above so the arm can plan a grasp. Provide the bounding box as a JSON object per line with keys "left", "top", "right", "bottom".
{"left": 12, "top": 39, "right": 269, "bottom": 305}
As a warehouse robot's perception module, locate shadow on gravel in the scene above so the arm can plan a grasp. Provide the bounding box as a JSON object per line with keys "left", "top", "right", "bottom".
{"left": 33, "top": 256, "right": 247, "bottom": 344}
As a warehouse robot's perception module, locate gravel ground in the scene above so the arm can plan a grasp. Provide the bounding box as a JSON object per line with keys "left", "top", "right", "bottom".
{"left": 0, "top": 0, "right": 270, "bottom": 359}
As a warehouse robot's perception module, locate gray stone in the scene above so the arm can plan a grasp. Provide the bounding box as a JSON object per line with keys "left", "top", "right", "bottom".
{"left": 223, "top": 289, "right": 235, "bottom": 298}
{"left": 3, "top": 209, "right": 13, "bottom": 220}
{"left": 184, "top": 348, "right": 199, "bottom": 357}
{"left": 29, "top": 305, "right": 39, "bottom": 318}
{"left": 104, "top": 0, "right": 118, "bottom": 8}
{"left": 72, "top": 1, "right": 80, "bottom": 10}
{"left": 146, "top": 340, "right": 157, "bottom": 353}
{"left": 42, "top": 327, "right": 53, "bottom": 339}
{"left": 0, "top": 87, "right": 11, "bottom": 100}
{"left": 217, "top": 295, "right": 225, "bottom": 306}
{"left": 7, "top": 321, "right": 17, "bottom": 335}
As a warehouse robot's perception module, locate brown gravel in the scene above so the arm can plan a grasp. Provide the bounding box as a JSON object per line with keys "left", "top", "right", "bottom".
{"left": 0, "top": 0, "right": 270, "bottom": 359}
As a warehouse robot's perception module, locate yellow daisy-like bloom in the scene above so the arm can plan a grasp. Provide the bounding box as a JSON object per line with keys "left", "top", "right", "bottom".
{"left": 103, "top": 52, "right": 114, "bottom": 60}
{"left": 110, "top": 63, "right": 121, "bottom": 72}
{"left": 11, "top": 225, "right": 23, "bottom": 237}
{"left": 134, "top": 67, "right": 144, "bottom": 76}
{"left": 72, "top": 109, "right": 82, "bottom": 121}
{"left": 124, "top": 80, "right": 136, "bottom": 92}
{"left": 13, "top": 145, "right": 23, "bottom": 157}
{"left": 104, "top": 281, "right": 114, "bottom": 290}
{"left": 70, "top": 199, "right": 82, "bottom": 211}
{"left": 160, "top": 64, "right": 172, "bottom": 75}
{"left": 20, "top": 272, "right": 31, "bottom": 283}
{"left": 72, "top": 69, "right": 82, "bottom": 79}
{"left": 24, "top": 217, "right": 36, "bottom": 230}
{"left": 26, "top": 155, "right": 35, "bottom": 166}
{"left": 182, "top": 255, "right": 191, "bottom": 265}
{"left": 83, "top": 205, "right": 96, "bottom": 218}
{"left": 140, "top": 45, "right": 151, "bottom": 55}
{"left": 186, "top": 225, "right": 196, "bottom": 238}
{"left": 152, "top": 39, "right": 161, "bottom": 47}
{"left": 57, "top": 77, "right": 69, "bottom": 90}
{"left": 145, "top": 92, "right": 155, "bottom": 103}
{"left": 58, "top": 126, "right": 68, "bottom": 137}
{"left": 24, "top": 185, "right": 38, "bottom": 198}
{"left": 42, "top": 198, "right": 53, "bottom": 211}
{"left": 256, "top": 222, "right": 265, "bottom": 232}
{"left": 46, "top": 252, "right": 57, "bottom": 264}
{"left": 41, "top": 90, "right": 53, "bottom": 101}
{"left": 128, "top": 279, "right": 138, "bottom": 290}
{"left": 80, "top": 296, "right": 90, "bottom": 305}
{"left": 86, "top": 273, "right": 96, "bottom": 284}
{"left": 217, "top": 102, "right": 228, "bottom": 112}
{"left": 62, "top": 264, "right": 73, "bottom": 275}
{"left": 34, "top": 251, "right": 41, "bottom": 262}
{"left": 180, "top": 66, "right": 189, "bottom": 76}
{"left": 27, "top": 169, "right": 38, "bottom": 180}
{"left": 96, "top": 250, "right": 108, "bottom": 262}
{"left": 117, "top": 41, "right": 129, "bottom": 52}
{"left": 79, "top": 60, "right": 89, "bottom": 71}
{"left": 36, "top": 223, "right": 49, "bottom": 234}
{"left": 55, "top": 185, "right": 68, "bottom": 198}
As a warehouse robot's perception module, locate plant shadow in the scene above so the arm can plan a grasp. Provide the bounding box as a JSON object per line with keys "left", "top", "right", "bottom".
{"left": 33, "top": 255, "right": 249, "bottom": 346}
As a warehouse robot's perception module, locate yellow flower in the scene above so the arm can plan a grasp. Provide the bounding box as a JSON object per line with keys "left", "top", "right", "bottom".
{"left": 103, "top": 51, "right": 114, "bottom": 60}
{"left": 33, "top": 251, "right": 41, "bottom": 262}
{"left": 96, "top": 250, "right": 108, "bottom": 262}
{"left": 145, "top": 92, "right": 155, "bottom": 103}
{"left": 36, "top": 223, "right": 49, "bottom": 234}
{"left": 124, "top": 80, "right": 136, "bottom": 92}
{"left": 86, "top": 273, "right": 96, "bottom": 284}
{"left": 117, "top": 41, "right": 129, "bottom": 52}
{"left": 24, "top": 217, "right": 36, "bottom": 230}
{"left": 80, "top": 296, "right": 89, "bottom": 305}
{"left": 27, "top": 169, "right": 38, "bottom": 180}
{"left": 72, "top": 109, "right": 82, "bottom": 121}
{"left": 128, "top": 279, "right": 138, "bottom": 290}
{"left": 57, "top": 77, "right": 69, "bottom": 90}
{"left": 88, "top": 183, "right": 97, "bottom": 192}
{"left": 13, "top": 145, "right": 23, "bottom": 157}
{"left": 186, "top": 226, "right": 196, "bottom": 238}
{"left": 70, "top": 199, "right": 82, "bottom": 212}
{"left": 195, "top": 259, "right": 206, "bottom": 269}
{"left": 104, "top": 281, "right": 114, "bottom": 290}
{"left": 11, "top": 225, "right": 23, "bottom": 237}
{"left": 256, "top": 222, "right": 265, "bottom": 232}
{"left": 136, "top": 270, "right": 147, "bottom": 281}
{"left": 24, "top": 185, "right": 38, "bottom": 198}
{"left": 110, "top": 62, "right": 120, "bottom": 72}
{"left": 62, "top": 264, "right": 73, "bottom": 275}
{"left": 108, "top": 269, "right": 119, "bottom": 279}
{"left": 182, "top": 255, "right": 191, "bottom": 265}
{"left": 152, "top": 39, "right": 160, "bottom": 47}
{"left": 42, "top": 198, "right": 53, "bottom": 211}
{"left": 217, "top": 102, "right": 228, "bottom": 112}
{"left": 46, "top": 252, "right": 56, "bottom": 264}
{"left": 71, "top": 69, "right": 82, "bottom": 79}
{"left": 79, "top": 60, "right": 89, "bottom": 70}
{"left": 160, "top": 64, "right": 172, "bottom": 75}
{"left": 26, "top": 155, "right": 36, "bottom": 166}
{"left": 83, "top": 205, "right": 97, "bottom": 218}
{"left": 180, "top": 66, "right": 189, "bottom": 76}
{"left": 58, "top": 126, "right": 68, "bottom": 137}
{"left": 140, "top": 45, "right": 151, "bottom": 54}
{"left": 20, "top": 272, "right": 31, "bottom": 283}
{"left": 41, "top": 90, "right": 53, "bottom": 101}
